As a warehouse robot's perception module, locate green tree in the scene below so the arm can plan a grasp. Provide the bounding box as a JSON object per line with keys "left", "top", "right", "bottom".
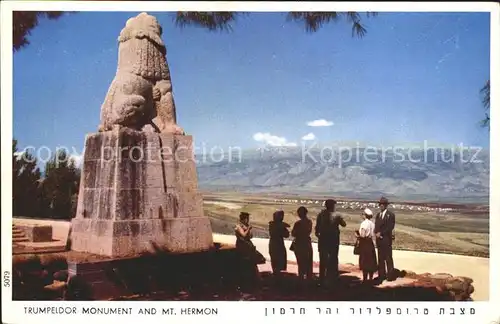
{"left": 13, "top": 11, "right": 66, "bottom": 52}
{"left": 480, "top": 79, "right": 490, "bottom": 130}
{"left": 12, "top": 139, "right": 42, "bottom": 217}
{"left": 39, "top": 149, "right": 80, "bottom": 219}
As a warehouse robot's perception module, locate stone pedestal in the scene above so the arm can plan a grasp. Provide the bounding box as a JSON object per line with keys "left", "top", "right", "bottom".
{"left": 70, "top": 127, "right": 213, "bottom": 257}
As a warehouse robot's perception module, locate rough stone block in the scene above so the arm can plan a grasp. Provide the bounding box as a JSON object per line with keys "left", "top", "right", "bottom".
{"left": 187, "top": 217, "right": 214, "bottom": 251}
{"left": 156, "top": 134, "right": 175, "bottom": 167}
{"left": 173, "top": 135, "right": 195, "bottom": 163}
{"left": 116, "top": 158, "right": 146, "bottom": 190}
{"left": 17, "top": 225, "right": 53, "bottom": 243}
{"left": 165, "top": 218, "right": 190, "bottom": 252}
{"left": 71, "top": 217, "right": 214, "bottom": 257}
{"left": 115, "top": 189, "right": 145, "bottom": 220}
{"left": 98, "top": 188, "right": 114, "bottom": 220}
{"left": 72, "top": 130, "right": 213, "bottom": 257}
{"left": 175, "top": 160, "right": 199, "bottom": 185}
{"left": 143, "top": 131, "right": 161, "bottom": 161}
{"left": 82, "top": 160, "right": 99, "bottom": 189}
{"left": 177, "top": 191, "right": 203, "bottom": 218}
{"left": 144, "top": 161, "right": 176, "bottom": 189}
{"left": 83, "top": 133, "right": 103, "bottom": 162}
{"left": 116, "top": 128, "right": 147, "bottom": 159}
{"left": 143, "top": 190, "right": 171, "bottom": 218}
{"left": 144, "top": 162, "right": 163, "bottom": 188}
{"left": 98, "top": 159, "right": 116, "bottom": 189}
{"left": 81, "top": 188, "right": 98, "bottom": 219}
{"left": 75, "top": 176, "right": 86, "bottom": 218}
{"left": 165, "top": 192, "right": 180, "bottom": 218}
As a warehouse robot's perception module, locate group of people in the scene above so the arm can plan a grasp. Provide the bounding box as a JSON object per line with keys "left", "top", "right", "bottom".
{"left": 234, "top": 196, "right": 396, "bottom": 287}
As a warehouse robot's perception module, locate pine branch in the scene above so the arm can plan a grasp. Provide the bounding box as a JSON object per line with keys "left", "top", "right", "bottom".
{"left": 13, "top": 11, "right": 66, "bottom": 51}
{"left": 174, "top": 12, "right": 240, "bottom": 32}
{"left": 480, "top": 79, "right": 490, "bottom": 110}
{"left": 286, "top": 12, "right": 377, "bottom": 37}
{"left": 479, "top": 79, "right": 490, "bottom": 130}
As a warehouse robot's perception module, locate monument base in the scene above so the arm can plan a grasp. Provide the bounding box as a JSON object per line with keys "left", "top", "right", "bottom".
{"left": 70, "top": 217, "right": 213, "bottom": 256}
{"left": 70, "top": 127, "right": 214, "bottom": 257}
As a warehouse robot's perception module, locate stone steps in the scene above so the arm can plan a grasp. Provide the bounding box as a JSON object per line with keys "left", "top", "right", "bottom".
{"left": 12, "top": 225, "right": 29, "bottom": 243}
{"left": 13, "top": 244, "right": 66, "bottom": 254}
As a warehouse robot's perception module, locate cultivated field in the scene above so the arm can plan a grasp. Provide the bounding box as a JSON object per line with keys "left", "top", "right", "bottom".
{"left": 203, "top": 192, "right": 489, "bottom": 258}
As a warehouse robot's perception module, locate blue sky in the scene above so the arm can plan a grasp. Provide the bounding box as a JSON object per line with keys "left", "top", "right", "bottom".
{"left": 13, "top": 11, "right": 490, "bottom": 161}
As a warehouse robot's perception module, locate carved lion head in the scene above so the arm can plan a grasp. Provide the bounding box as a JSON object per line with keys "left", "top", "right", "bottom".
{"left": 118, "top": 12, "right": 165, "bottom": 49}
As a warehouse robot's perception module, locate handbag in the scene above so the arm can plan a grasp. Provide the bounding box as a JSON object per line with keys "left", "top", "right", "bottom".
{"left": 353, "top": 238, "right": 360, "bottom": 255}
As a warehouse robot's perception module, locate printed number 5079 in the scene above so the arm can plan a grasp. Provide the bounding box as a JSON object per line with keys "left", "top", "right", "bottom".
{"left": 3, "top": 271, "right": 11, "bottom": 288}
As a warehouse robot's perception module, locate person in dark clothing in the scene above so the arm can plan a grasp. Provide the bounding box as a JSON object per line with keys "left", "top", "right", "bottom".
{"left": 291, "top": 206, "right": 313, "bottom": 280}
{"left": 235, "top": 212, "right": 253, "bottom": 251}
{"left": 315, "top": 199, "right": 346, "bottom": 286}
{"left": 268, "top": 210, "right": 290, "bottom": 275}
{"left": 235, "top": 212, "right": 264, "bottom": 286}
{"left": 374, "top": 197, "right": 396, "bottom": 282}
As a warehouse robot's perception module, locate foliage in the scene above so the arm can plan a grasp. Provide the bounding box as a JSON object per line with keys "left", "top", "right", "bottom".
{"left": 13, "top": 11, "right": 66, "bottom": 52}
{"left": 12, "top": 139, "right": 80, "bottom": 219}
{"left": 174, "top": 12, "right": 377, "bottom": 37}
{"left": 175, "top": 12, "right": 242, "bottom": 31}
{"left": 12, "top": 140, "right": 42, "bottom": 217}
{"left": 39, "top": 150, "right": 80, "bottom": 219}
{"left": 286, "top": 12, "right": 377, "bottom": 37}
{"left": 480, "top": 80, "right": 490, "bottom": 130}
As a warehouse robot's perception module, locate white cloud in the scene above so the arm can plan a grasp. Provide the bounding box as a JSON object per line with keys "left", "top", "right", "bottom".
{"left": 301, "top": 133, "right": 316, "bottom": 141}
{"left": 253, "top": 132, "right": 297, "bottom": 147}
{"left": 306, "top": 119, "right": 334, "bottom": 127}
{"left": 70, "top": 154, "right": 83, "bottom": 168}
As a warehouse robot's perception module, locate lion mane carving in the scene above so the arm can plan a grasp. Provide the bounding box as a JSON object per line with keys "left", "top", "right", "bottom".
{"left": 98, "top": 12, "right": 184, "bottom": 134}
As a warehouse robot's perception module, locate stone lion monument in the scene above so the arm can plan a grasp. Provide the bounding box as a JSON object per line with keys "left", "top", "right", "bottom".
{"left": 98, "top": 12, "right": 184, "bottom": 134}
{"left": 72, "top": 12, "right": 214, "bottom": 258}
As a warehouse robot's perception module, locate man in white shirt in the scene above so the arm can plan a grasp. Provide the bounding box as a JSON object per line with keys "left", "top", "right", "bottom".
{"left": 374, "top": 196, "right": 396, "bottom": 282}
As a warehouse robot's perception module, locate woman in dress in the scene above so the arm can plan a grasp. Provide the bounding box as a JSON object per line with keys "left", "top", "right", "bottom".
{"left": 235, "top": 212, "right": 263, "bottom": 285}
{"left": 235, "top": 212, "right": 253, "bottom": 252}
{"left": 291, "top": 206, "right": 313, "bottom": 280}
{"left": 268, "top": 210, "right": 290, "bottom": 275}
{"left": 355, "top": 208, "right": 378, "bottom": 283}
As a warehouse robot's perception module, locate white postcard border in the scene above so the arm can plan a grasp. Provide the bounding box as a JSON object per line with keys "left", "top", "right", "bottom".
{"left": 1, "top": 1, "right": 498, "bottom": 324}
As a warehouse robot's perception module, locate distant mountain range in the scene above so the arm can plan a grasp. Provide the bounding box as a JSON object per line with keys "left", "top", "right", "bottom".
{"left": 195, "top": 146, "right": 490, "bottom": 204}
